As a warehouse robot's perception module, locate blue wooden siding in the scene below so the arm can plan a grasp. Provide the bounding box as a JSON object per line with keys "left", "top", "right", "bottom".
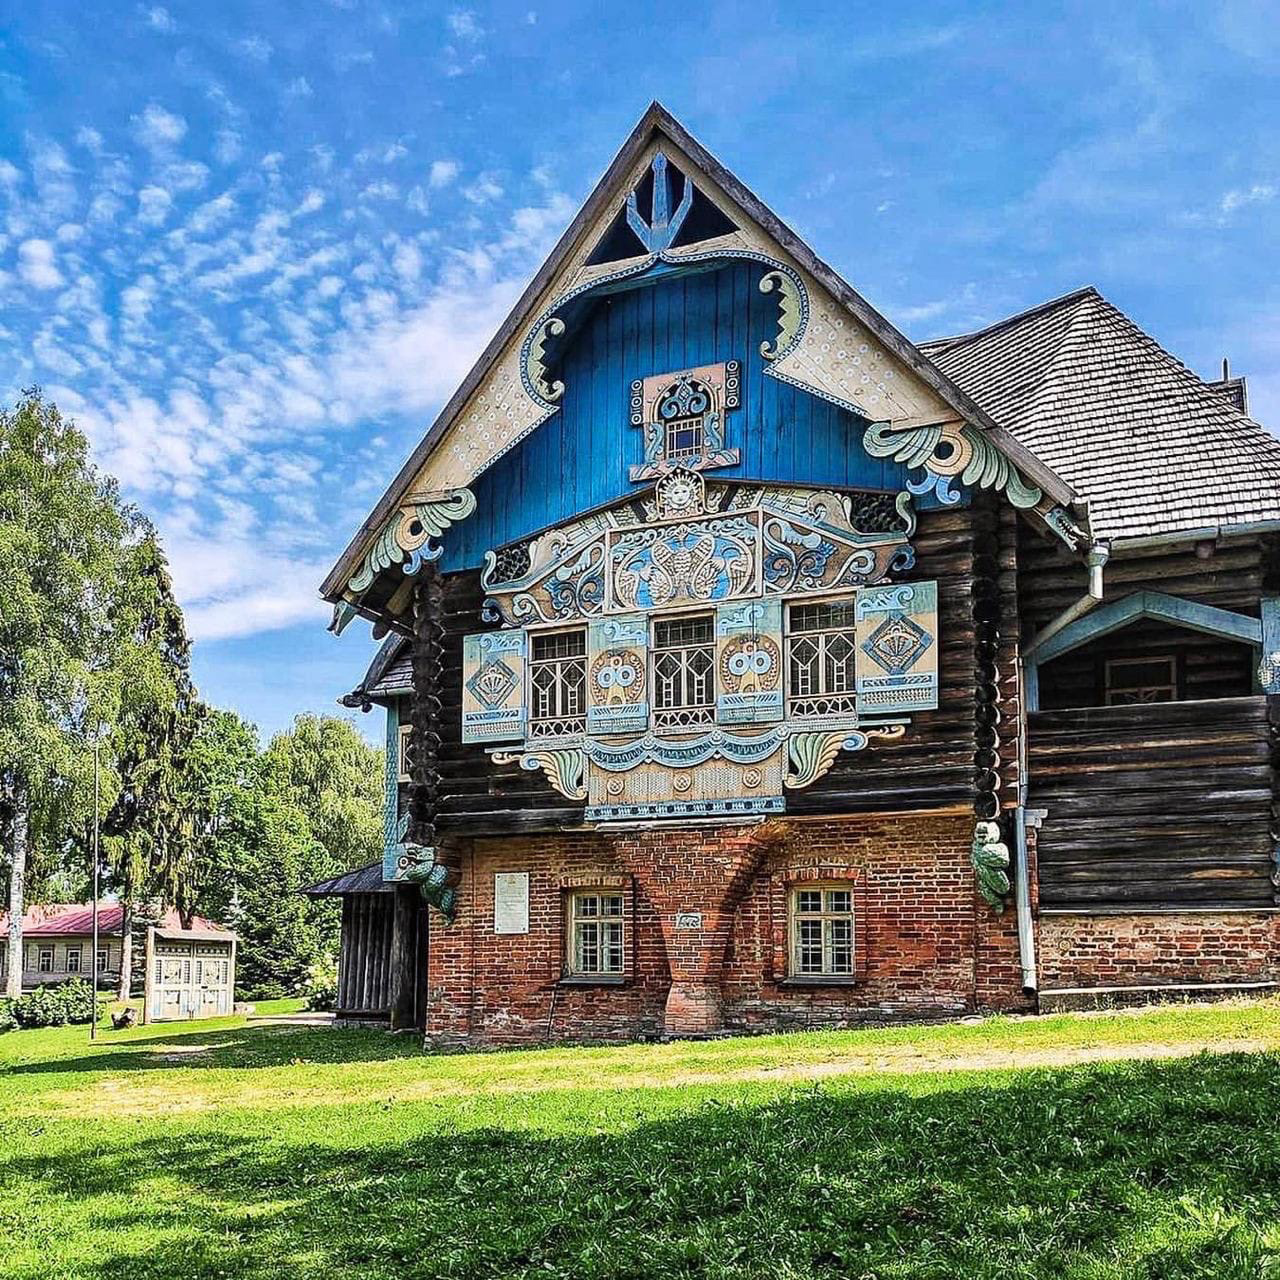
{"left": 442, "top": 262, "right": 944, "bottom": 572}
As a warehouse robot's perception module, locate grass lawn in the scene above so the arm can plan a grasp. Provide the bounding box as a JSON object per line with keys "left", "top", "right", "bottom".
{"left": 2, "top": 1002, "right": 1280, "bottom": 1278}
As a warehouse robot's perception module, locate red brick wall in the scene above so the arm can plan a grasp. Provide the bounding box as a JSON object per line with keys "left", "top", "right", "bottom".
{"left": 1039, "top": 912, "right": 1280, "bottom": 989}
{"left": 424, "top": 814, "right": 1030, "bottom": 1047}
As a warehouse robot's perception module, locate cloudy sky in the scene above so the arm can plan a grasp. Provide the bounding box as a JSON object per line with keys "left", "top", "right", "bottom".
{"left": 1, "top": 2, "right": 1277, "bottom": 741}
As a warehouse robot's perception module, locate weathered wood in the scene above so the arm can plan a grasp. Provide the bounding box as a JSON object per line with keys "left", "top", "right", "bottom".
{"left": 387, "top": 885, "right": 418, "bottom": 1030}
{"left": 1029, "top": 696, "right": 1274, "bottom": 910}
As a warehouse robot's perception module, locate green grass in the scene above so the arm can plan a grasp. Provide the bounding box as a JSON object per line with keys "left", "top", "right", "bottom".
{"left": 3, "top": 1002, "right": 1280, "bottom": 1278}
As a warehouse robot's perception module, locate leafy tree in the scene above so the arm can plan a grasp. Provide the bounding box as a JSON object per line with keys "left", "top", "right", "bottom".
{"left": 0, "top": 392, "right": 133, "bottom": 999}
{"left": 164, "top": 707, "right": 261, "bottom": 926}
{"left": 261, "top": 714, "right": 384, "bottom": 871}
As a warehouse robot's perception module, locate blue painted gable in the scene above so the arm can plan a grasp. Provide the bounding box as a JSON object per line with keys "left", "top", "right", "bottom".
{"left": 442, "top": 261, "right": 944, "bottom": 572}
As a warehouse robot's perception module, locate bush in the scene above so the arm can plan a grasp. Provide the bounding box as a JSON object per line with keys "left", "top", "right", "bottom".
{"left": 303, "top": 959, "right": 337, "bottom": 1012}
{"left": 0, "top": 1000, "right": 15, "bottom": 1034}
{"left": 9, "top": 978, "right": 102, "bottom": 1029}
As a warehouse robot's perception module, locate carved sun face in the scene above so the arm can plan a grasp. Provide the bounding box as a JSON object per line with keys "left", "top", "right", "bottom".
{"left": 663, "top": 473, "right": 697, "bottom": 510}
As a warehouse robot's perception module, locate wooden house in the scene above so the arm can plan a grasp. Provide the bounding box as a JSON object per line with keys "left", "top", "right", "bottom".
{"left": 320, "top": 104, "right": 1280, "bottom": 1045}
{"left": 142, "top": 918, "right": 238, "bottom": 1023}
{"left": 0, "top": 904, "right": 123, "bottom": 991}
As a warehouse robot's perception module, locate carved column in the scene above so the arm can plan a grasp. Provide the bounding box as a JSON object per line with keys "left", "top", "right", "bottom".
{"left": 408, "top": 561, "right": 459, "bottom": 919}
{"left": 971, "top": 502, "right": 1012, "bottom": 908}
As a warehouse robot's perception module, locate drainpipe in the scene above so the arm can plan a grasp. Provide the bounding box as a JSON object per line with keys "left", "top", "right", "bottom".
{"left": 1024, "top": 542, "right": 1110, "bottom": 660}
{"left": 1016, "top": 540, "right": 1109, "bottom": 996}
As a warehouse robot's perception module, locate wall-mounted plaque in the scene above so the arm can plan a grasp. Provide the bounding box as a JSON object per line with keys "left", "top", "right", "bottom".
{"left": 674, "top": 912, "right": 703, "bottom": 930}
{"left": 494, "top": 872, "right": 530, "bottom": 934}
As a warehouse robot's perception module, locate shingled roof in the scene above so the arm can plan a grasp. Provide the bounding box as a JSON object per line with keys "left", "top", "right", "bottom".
{"left": 922, "top": 287, "right": 1280, "bottom": 542}
{"left": 339, "top": 634, "right": 412, "bottom": 710}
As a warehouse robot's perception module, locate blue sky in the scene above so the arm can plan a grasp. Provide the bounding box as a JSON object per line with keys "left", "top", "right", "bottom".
{"left": 1, "top": 1, "right": 1277, "bottom": 744}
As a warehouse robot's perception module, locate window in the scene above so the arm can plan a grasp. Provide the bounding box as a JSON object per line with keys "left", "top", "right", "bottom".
{"left": 566, "top": 891, "right": 625, "bottom": 977}
{"left": 1104, "top": 655, "right": 1177, "bottom": 705}
{"left": 787, "top": 600, "right": 858, "bottom": 718}
{"left": 38, "top": 947, "right": 55, "bottom": 974}
{"left": 656, "top": 376, "right": 712, "bottom": 462}
{"left": 790, "top": 887, "right": 855, "bottom": 978}
{"left": 652, "top": 615, "right": 715, "bottom": 729}
{"left": 97, "top": 948, "right": 110, "bottom": 973}
{"left": 529, "top": 629, "right": 588, "bottom": 738}
{"left": 397, "top": 721, "right": 412, "bottom": 783}
{"left": 65, "top": 946, "right": 82, "bottom": 974}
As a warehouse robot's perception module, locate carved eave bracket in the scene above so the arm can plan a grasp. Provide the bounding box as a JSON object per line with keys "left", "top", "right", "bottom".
{"left": 861, "top": 419, "right": 1089, "bottom": 550}
{"left": 330, "top": 488, "right": 477, "bottom": 636}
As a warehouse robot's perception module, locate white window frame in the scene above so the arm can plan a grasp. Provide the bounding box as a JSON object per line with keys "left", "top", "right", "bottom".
{"left": 565, "top": 889, "right": 625, "bottom": 978}
{"left": 97, "top": 948, "right": 110, "bottom": 973}
{"left": 786, "top": 598, "right": 858, "bottom": 719}
{"left": 528, "top": 626, "right": 588, "bottom": 740}
{"left": 37, "top": 946, "right": 55, "bottom": 974}
{"left": 64, "top": 945, "right": 82, "bottom": 974}
{"left": 397, "top": 721, "right": 412, "bottom": 783}
{"left": 789, "top": 885, "right": 856, "bottom": 978}
{"left": 651, "top": 613, "right": 716, "bottom": 731}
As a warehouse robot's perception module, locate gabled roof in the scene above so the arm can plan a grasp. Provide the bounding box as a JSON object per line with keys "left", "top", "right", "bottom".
{"left": 923, "top": 287, "right": 1280, "bottom": 542}
{"left": 321, "top": 102, "right": 1073, "bottom": 604}
{"left": 0, "top": 904, "right": 231, "bottom": 938}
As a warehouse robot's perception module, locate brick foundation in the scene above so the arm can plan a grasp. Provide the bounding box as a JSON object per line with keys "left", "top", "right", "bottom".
{"left": 1039, "top": 912, "right": 1280, "bottom": 989}
{"left": 423, "top": 812, "right": 1030, "bottom": 1047}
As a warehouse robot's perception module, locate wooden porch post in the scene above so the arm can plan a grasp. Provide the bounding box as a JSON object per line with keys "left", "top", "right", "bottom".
{"left": 387, "top": 885, "right": 419, "bottom": 1030}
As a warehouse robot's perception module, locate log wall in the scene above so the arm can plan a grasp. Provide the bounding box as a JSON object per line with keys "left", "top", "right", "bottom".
{"left": 431, "top": 502, "right": 989, "bottom": 833}
{"left": 1028, "top": 696, "right": 1277, "bottom": 911}
{"left": 337, "top": 894, "right": 394, "bottom": 1017}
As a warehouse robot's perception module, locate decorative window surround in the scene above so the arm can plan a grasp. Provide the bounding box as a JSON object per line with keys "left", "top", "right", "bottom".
{"left": 529, "top": 628, "right": 588, "bottom": 740}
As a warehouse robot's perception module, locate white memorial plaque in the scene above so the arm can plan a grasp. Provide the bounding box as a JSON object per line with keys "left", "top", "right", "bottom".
{"left": 494, "top": 872, "right": 530, "bottom": 934}
{"left": 674, "top": 911, "right": 703, "bottom": 930}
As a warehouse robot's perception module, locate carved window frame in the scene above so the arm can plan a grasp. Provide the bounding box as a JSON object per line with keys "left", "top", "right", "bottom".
{"left": 527, "top": 626, "right": 588, "bottom": 740}
{"left": 650, "top": 612, "right": 717, "bottom": 730}
{"left": 785, "top": 596, "right": 859, "bottom": 720}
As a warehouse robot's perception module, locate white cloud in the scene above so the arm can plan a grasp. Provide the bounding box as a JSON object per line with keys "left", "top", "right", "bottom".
{"left": 137, "top": 185, "right": 173, "bottom": 226}
{"left": 236, "top": 35, "right": 272, "bottom": 61}
{"left": 213, "top": 129, "right": 241, "bottom": 165}
{"left": 296, "top": 189, "right": 325, "bottom": 215}
{"left": 429, "top": 159, "right": 459, "bottom": 188}
{"left": 1220, "top": 183, "right": 1276, "bottom": 216}
{"left": 391, "top": 240, "right": 422, "bottom": 281}
{"left": 446, "top": 9, "right": 484, "bottom": 40}
{"left": 75, "top": 126, "right": 104, "bottom": 154}
{"left": 285, "top": 76, "right": 313, "bottom": 99}
{"left": 132, "top": 103, "right": 187, "bottom": 150}
{"left": 18, "top": 238, "right": 63, "bottom": 289}
{"left": 0, "top": 159, "right": 20, "bottom": 186}
{"left": 462, "top": 172, "right": 503, "bottom": 204}
{"left": 143, "top": 5, "right": 175, "bottom": 31}
{"left": 187, "top": 191, "right": 235, "bottom": 233}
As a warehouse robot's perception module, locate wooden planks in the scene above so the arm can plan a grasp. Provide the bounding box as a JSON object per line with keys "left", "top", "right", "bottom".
{"left": 1028, "top": 696, "right": 1276, "bottom": 910}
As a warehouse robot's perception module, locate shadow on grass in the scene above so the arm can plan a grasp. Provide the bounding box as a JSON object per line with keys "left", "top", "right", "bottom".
{"left": 2, "top": 1023, "right": 426, "bottom": 1074}
{"left": 6, "top": 1052, "right": 1280, "bottom": 1279}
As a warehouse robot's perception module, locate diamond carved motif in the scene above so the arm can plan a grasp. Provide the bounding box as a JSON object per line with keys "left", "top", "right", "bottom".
{"left": 467, "top": 658, "right": 518, "bottom": 710}
{"left": 861, "top": 613, "right": 932, "bottom": 676}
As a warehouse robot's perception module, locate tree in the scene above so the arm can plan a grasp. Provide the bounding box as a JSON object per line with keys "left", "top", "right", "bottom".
{"left": 261, "top": 714, "right": 384, "bottom": 872}
{"left": 0, "top": 392, "right": 133, "bottom": 999}
{"left": 164, "top": 707, "right": 261, "bottom": 926}
{"left": 100, "top": 535, "right": 200, "bottom": 997}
